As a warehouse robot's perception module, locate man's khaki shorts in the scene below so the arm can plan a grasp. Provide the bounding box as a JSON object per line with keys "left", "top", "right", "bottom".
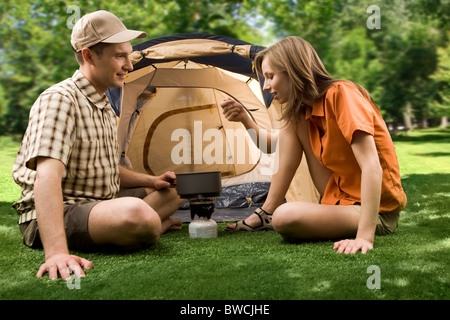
{"left": 19, "top": 187, "right": 147, "bottom": 252}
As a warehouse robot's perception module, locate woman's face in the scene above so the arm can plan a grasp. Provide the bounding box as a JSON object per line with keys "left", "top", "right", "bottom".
{"left": 261, "top": 57, "right": 290, "bottom": 104}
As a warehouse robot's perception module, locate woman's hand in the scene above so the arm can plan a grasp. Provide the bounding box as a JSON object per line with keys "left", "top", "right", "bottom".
{"left": 220, "top": 98, "right": 248, "bottom": 123}
{"left": 333, "top": 237, "right": 374, "bottom": 254}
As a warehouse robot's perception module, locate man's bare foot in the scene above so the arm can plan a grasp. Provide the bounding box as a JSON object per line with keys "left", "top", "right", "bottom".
{"left": 226, "top": 213, "right": 262, "bottom": 230}
{"left": 161, "top": 217, "right": 183, "bottom": 234}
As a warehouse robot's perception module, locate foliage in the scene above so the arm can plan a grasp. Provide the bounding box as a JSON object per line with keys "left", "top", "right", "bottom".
{"left": 0, "top": 0, "right": 449, "bottom": 134}
{"left": 241, "top": 0, "right": 449, "bottom": 128}
{"left": 430, "top": 38, "right": 450, "bottom": 120}
{"left": 0, "top": 0, "right": 261, "bottom": 135}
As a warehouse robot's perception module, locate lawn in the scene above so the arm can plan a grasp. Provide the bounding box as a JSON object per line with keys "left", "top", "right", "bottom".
{"left": 0, "top": 128, "right": 448, "bottom": 305}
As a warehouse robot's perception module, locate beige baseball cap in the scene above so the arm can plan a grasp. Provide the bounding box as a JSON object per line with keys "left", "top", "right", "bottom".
{"left": 71, "top": 10, "right": 147, "bottom": 52}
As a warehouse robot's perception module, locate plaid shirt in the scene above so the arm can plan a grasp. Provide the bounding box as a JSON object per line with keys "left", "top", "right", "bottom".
{"left": 12, "top": 70, "right": 120, "bottom": 223}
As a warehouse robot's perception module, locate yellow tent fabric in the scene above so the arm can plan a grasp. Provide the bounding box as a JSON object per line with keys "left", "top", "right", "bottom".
{"left": 115, "top": 35, "right": 319, "bottom": 203}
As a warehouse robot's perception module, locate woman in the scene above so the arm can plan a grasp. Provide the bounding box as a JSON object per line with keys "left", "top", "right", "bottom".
{"left": 222, "top": 36, "right": 406, "bottom": 254}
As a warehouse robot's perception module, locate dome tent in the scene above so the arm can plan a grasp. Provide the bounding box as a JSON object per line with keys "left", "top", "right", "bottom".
{"left": 106, "top": 33, "right": 319, "bottom": 219}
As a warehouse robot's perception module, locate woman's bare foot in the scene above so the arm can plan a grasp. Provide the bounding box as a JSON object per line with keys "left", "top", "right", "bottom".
{"left": 161, "top": 217, "right": 183, "bottom": 234}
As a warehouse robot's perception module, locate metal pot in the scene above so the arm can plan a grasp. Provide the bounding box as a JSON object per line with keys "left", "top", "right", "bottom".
{"left": 175, "top": 171, "right": 222, "bottom": 199}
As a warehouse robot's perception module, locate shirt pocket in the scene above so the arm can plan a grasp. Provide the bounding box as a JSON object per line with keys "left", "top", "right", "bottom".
{"left": 67, "top": 139, "right": 100, "bottom": 182}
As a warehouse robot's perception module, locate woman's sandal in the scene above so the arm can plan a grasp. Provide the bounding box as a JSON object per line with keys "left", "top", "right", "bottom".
{"left": 226, "top": 207, "right": 273, "bottom": 232}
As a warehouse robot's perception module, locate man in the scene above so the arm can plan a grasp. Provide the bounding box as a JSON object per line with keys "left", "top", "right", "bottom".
{"left": 12, "top": 10, "right": 184, "bottom": 280}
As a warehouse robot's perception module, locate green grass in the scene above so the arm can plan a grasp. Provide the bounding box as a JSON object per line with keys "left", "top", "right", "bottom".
{"left": 0, "top": 129, "right": 449, "bottom": 301}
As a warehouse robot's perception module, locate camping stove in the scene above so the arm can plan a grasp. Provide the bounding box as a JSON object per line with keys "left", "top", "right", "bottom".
{"left": 186, "top": 196, "right": 218, "bottom": 238}
{"left": 175, "top": 172, "right": 222, "bottom": 238}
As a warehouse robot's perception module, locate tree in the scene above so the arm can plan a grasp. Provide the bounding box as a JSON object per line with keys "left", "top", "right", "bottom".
{"left": 430, "top": 40, "right": 450, "bottom": 127}
{"left": 241, "top": 0, "right": 448, "bottom": 131}
{"left": 0, "top": 0, "right": 79, "bottom": 135}
{"left": 0, "top": 0, "right": 262, "bottom": 135}
{"left": 1, "top": 0, "right": 447, "bottom": 134}
{"left": 369, "top": 1, "right": 442, "bottom": 130}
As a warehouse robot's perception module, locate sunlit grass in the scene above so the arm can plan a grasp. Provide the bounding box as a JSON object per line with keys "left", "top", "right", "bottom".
{"left": 0, "top": 128, "right": 449, "bottom": 301}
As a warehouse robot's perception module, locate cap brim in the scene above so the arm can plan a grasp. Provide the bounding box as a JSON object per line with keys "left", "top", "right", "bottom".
{"left": 102, "top": 29, "right": 147, "bottom": 43}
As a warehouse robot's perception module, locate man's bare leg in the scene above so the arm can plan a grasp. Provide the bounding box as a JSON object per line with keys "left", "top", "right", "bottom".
{"left": 88, "top": 187, "right": 184, "bottom": 249}
{"left": 88, "top": 197, "right": 162, "bottom": 249}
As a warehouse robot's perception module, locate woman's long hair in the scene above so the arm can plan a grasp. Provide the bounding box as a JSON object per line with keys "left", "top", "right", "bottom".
{"left": 254, "top": 36, "right": 375, "bottom": 123}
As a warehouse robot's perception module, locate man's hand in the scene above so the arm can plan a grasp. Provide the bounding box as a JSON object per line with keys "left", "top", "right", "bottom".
{"left": 34, "top": 157, "right": 93, "bottom": 280}
{"left": 36, "top": 253, "right": 93, "bottom": 280}
{"left": 154, "top": 171, "right": 177, "bottom": 190}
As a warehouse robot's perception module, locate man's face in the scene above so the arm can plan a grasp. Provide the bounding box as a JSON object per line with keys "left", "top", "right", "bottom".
{"left": 90, "top": 42, "right": 133, "bottom": 94}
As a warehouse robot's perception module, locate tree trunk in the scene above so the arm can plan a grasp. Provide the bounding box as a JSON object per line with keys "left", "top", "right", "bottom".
{"left": 422, "top": 111, "right": 428, "bottom": 128}
{"left": 403, "top": 102, "right": 414, "bottom": 131}
{"left": 440, "top": 116, "right": 448, "bottom": 128}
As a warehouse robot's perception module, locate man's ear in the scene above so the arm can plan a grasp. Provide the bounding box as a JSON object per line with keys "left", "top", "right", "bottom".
{"left": 81, "top": 48, "right": 95, "bottom": 65}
